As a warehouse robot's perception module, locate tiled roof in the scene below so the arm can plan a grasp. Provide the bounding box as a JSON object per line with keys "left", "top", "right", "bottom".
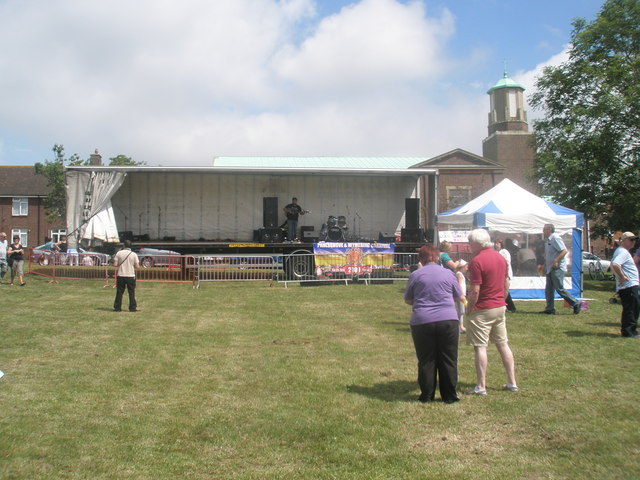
{"left": 0, "top": 166, "right": 52, "bottom": 196}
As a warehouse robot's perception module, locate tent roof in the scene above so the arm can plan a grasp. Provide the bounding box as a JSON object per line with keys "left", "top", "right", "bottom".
{"left": 437, "top": 178, "right": 583, "bottom": 234}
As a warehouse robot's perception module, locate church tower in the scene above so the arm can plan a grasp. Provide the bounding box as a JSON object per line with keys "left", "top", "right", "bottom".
{"left": 482, "top": 71, "right": 536, "bottom": 192}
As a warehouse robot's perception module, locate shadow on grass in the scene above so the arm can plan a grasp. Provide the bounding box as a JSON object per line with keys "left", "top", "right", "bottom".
{"left": 585, "top": 321, "right": 619, "bottom": 327}
{"left": 347, "top": 380, "right": 477, "bottom": 402}
{"left": 583, "top": 280, "right": 617, "bottom": 292}
{"left": 564, "top": 330, "right": 619, "bottom": 338}
{"left": 381, "top": 321, "right": 411, "bottom": 333}
{"left": 347, "top": 380, "right": 417, "bottom": 402}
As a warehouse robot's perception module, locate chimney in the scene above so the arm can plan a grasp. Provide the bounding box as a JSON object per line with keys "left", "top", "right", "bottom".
{"left": 89, "top": 148, "right": 102, "bottom": 166}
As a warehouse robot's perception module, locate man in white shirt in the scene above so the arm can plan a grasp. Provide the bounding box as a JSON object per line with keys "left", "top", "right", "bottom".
{"left": 611, "top": 232, "right": 640, "bottom": 338}
{"left": 113, "top": 240, "right": 140, "bottom": 312}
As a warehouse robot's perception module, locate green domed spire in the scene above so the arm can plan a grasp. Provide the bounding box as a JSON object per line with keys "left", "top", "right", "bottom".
{"left": 487, "top": 70, "right": 525, "bottom": 94}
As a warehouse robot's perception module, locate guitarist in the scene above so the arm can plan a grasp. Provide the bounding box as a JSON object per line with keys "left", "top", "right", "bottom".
{"left": 283, "top": 197, "right": 306, "bottom": 241}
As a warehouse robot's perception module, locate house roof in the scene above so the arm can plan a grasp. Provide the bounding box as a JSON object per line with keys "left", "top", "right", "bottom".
{"left": 411, "top": 149, "right": 504, "bottom": 169}
{"left": 0, "top": 166, "right": 51, "bottom": 197}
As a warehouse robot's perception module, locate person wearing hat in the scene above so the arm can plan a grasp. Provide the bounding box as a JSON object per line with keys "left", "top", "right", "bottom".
{"left": 610, "top": 232, "right": 640, "bottom": 338}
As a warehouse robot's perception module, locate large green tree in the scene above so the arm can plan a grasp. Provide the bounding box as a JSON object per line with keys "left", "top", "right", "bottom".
{"left": 35, "top": 145, "right": 143, "bottom": 221}
{"left": 530, "top": 0, "right": 640, "bottom": 236}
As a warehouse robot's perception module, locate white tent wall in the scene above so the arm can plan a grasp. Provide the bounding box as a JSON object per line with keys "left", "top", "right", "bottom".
{"left": 110, "top": 172, "right": 418, "bottom": 241}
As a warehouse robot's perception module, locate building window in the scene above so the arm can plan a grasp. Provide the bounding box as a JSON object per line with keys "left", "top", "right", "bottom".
{"left": 12, "top": 197, "right": 29, "bottom": 216}
{"left": 51, "top": 229, "right": 66, "bottom": 243}
{"left": 11, "top": 228, "right": 28, "bottom": 246}
{"left": 508, "top": 91, "right": 517, "bottom": 118}
{"left": 446, "top": 186, "right": 472, "bottom": 210}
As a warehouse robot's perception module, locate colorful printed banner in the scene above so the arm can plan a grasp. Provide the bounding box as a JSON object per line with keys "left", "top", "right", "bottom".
{"left": 313, "top": 242, "right": 395, "bottom": 276}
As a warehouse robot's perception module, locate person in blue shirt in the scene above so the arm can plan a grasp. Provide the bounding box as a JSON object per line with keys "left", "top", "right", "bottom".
{"left": 611, "top": 232, "right": 640, "bottom": 338}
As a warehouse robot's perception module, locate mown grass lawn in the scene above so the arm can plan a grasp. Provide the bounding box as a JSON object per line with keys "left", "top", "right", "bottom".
{"left": 0, "top": 276, "right": 638, "bottom": 479}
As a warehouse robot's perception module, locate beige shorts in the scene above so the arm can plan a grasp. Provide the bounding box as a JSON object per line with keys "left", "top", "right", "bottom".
{"left": 467, "top": 306, "right": 508, "bottom": 347}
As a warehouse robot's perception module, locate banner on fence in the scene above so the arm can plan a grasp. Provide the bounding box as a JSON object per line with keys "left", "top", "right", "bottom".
{"left": 313, "top": 242, "right": 395, "bottom": 277}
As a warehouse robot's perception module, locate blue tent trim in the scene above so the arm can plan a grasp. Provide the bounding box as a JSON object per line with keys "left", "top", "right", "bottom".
{"left": 476, "top": 200, "right": 501, "bottom": 213}
{"left": 545, "top": 201, "right": 585, "bottom": 227}
{"left": 439, "top": 205, "right": 462, "bottom": 216}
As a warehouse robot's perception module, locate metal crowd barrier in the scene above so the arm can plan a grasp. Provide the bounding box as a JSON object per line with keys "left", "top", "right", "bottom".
{"left": 192, "top": 254, "right": 281, "bottom": 284}
{"left": 28, "top": 249, "right": 112, "bottom": 282}
{"left": 28, "top": 250, "right": 420, "bottom": 286}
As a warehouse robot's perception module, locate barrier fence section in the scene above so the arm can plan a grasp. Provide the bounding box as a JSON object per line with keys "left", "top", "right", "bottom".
{"left": 28, "top": 250, "right": 191, "bottom": 284}
{"left": 193, "top": 254, "right": 281, "bottom": 284}
{"left": 28, "top": 249, "right": 113, "bottom": 282}
{"left": 28, "top": 250, "right": 419, "bottom": 285}
{"left": 276, "top": 251, "right": 418, "bottom": 287}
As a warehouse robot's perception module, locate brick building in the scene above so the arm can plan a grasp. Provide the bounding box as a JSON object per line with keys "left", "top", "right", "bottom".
{"left": 0, "top": 166, "right": 66, "bottom": 246}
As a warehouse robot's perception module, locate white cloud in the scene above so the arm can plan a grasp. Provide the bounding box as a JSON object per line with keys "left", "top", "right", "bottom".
{"left": 0, "top": 0, "right": 531, "bottom": 165}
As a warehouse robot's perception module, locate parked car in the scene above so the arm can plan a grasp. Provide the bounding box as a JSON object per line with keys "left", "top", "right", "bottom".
{"left": 31, "top": 243, "right": 111, "bottom": 266}
{"left": 582, "top": 251, "right": 611, "bottom": 277}
{"left": 135, "top": 248, "right": 182, "bottom": 268}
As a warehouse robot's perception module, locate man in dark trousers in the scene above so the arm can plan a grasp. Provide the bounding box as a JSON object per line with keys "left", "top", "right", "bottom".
{"left": 611, "top": 232, "right": 640, "bottom": 338}
{"left": 113, "top": 240, "right": 140, "bottom": 312}
{"left": 283, "top": 197, "right": 305, "bottom": 241}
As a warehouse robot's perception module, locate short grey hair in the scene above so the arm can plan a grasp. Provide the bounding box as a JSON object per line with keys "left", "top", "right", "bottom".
{"left": 468, "top": 228, "right": 492, "bottom": 248}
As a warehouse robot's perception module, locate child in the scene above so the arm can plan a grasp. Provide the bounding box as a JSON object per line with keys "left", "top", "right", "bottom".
{"left": 455, "top": 260, "right": 469, "bottom": 333}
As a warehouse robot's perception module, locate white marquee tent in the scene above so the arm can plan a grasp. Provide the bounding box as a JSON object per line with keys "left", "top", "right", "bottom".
{"left": 437, "top": 179, "right": 584, "bottom": 300}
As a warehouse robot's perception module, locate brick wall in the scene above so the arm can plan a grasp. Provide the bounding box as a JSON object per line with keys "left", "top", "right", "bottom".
{"left": 0, "top": 197, "right": 65, "bottom": 246}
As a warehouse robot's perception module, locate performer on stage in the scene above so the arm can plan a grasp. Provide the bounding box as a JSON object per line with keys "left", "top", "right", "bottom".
{"left": 283, "top": 197, "right": 305, "bottom": 241}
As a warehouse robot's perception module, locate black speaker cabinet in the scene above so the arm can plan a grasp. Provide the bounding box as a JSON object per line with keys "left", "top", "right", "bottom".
{"left": 401, "top": 228, "right": 424, "bottom": 243}
{"left": 405, "top": 198, "right": 420, "bottom": 230}
{"left": 259, "top": 228, "right": 283, "bottom": 243}
{"left": 263, "top": 197, "right": 279, "bottom": 228}
{"left": 378, "top": 232, "right": 396, "bottom": 243}
{"left": 424, "top": 228, "right": 435, "bottom": 243}
{"left": 302, "top": 230, "right": 319, "bottom": 243}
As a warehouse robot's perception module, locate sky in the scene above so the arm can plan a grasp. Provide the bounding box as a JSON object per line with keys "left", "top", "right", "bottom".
{"left": 0, "top": 0, "right": 605, "bottom": 167}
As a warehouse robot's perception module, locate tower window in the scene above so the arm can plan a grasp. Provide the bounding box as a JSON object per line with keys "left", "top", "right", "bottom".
{"left": 508, "top": 91, "right": 517, "bottom": 118}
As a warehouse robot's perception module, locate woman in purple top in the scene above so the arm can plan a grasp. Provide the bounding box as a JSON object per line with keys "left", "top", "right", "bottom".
{"left": 405, "top": 244, "right": 465, "bottom": 404}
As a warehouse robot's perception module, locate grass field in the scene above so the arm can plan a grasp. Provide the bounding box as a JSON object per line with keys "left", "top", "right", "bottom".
{"left": 1, "top": 276, "right": 638, "bottom": 479}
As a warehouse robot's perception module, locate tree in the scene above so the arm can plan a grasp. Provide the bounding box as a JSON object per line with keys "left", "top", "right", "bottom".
{"left": 530, "top": 0, "right": 640, "bottom": 236}
{"left": 108, "top": 154, "right": 146, "bottom": 166}
{"left": 34, "top": 144, "right": 86, "bottom": 221}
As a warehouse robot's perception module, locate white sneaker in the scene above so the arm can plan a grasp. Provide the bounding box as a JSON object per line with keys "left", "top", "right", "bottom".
{"left": 0, "top": 370, "right": 4, "bottom": 379}
{"left": 464, "top": 386, "right": 487, "bottom": 395}
{"left": 503, "top": 383, "right": 519, "bottom": 392}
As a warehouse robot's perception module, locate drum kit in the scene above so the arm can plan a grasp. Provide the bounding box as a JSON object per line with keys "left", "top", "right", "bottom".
{"left": 320, "top": 215, "right": 349, "bottom": 242}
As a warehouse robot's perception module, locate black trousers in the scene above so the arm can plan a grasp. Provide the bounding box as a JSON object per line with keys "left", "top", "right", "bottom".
{"left": 618, "top": 285, "right": 640, "bottom": 337}
{"left": 114, "top": 276, "right": 137, "bottom": 311}
{"left": 411, "top": 320, "right": 459, "bottom": 402}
